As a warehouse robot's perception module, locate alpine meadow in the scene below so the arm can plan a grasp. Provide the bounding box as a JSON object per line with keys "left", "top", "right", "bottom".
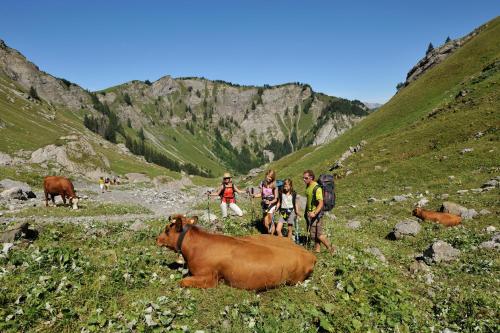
{"left": 0, "top": 4, "right": 498, "bottom": 333}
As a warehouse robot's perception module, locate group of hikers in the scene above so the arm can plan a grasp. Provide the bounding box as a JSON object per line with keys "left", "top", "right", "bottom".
{"left": 208, "top": 169, "right": 335, "bottom": 254}
{"left": 98, "top": 176, "right": 121, "bottom": 193}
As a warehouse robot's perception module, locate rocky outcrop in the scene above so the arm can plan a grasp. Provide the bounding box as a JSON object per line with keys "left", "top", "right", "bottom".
{"left": 29, "top": 136, "right": 107, "bottom": 178}
{"left": 403, "top": 24, "right": 486, "bottom": 87}
{"left": 313, "top": 114, "right": 363, "bottom": 145}
{"left": 329, "top": 140, "right": 367, "bottom": 170}
{"left": 0, "top": 39, "right": 91, "bottom": 109}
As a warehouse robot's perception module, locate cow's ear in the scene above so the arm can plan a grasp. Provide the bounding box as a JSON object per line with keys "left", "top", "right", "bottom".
{"left": 188, "top": 216, "right": 198, "bottom": 225}
{"left": 174, "top": 216, "right": 184, "bottom": 232}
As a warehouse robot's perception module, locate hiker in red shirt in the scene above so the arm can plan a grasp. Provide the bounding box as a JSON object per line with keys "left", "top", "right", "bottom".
{"left": 210, "top": 172, "right": 245, "bottom": 218}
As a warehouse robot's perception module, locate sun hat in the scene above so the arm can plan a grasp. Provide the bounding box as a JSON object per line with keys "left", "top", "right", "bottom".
{"left": 223, "top": 172, "right": 232, "bottom": 179}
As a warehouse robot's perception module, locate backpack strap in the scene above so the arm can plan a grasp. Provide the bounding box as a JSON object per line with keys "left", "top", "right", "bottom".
{"left": 312, "top": 184, "right": 321, "bottom": 208}
{"left": 292, "top": 191, "right": 297, "bottom": 211}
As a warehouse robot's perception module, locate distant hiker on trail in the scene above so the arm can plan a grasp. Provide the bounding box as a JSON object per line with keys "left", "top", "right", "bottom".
{"left": 252, "top": 170, "right": 278, "bottom": 234}
{"left": 99, "top": 177, "right": 105, "bottom": 193}
{"left": 277, "top": 178, "right": 300, "bottom": 240}
{"left": 209, "top": 172, "right": 245, "bottom": 218}
{"left": 104, "top": 177, "right": 111, "bottom": 191}
{"left": 303, "top": 170, "right": 335, "bottom": 254}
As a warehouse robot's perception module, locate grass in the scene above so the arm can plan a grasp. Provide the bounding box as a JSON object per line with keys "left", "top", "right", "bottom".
{"left": 1, "top": 189, "right": 498, "bottom": 332}
{"left": 3, "top": 201, "right": 152, "bottom": 219}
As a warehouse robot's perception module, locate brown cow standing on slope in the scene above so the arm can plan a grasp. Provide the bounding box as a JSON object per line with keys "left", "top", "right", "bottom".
{"left": 43, "top": 176, "right": 79, "bottom": 209}
{"left": 412, "top": 207, "right": 461, "bottom": 227}
{"left": 156, "top": 214, "right": 316, "bottom": 290}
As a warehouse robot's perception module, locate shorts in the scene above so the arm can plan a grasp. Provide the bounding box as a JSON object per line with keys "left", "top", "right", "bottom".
{"left": 262, "top": 202, "right": 276, "bottom": 215}
{"left": 278, "top": 209, "right": 296, "bottom": 225}
{"left": 305, "top": 212, "right": 324, "bottom": 240}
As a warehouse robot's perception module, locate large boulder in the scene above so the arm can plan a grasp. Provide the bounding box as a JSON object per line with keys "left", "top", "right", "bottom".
{"left": 388, "top": 219, "right": 421, "bottom": 240}
{"left": 1, "top": 187, "right": 27, "bottom": 200}
{"left": 0, "top": 222, "right": 29, "bottom": 242}
{"left": 440, "top": 201, "right": 476, "bottom": 220}
{"left": 423, "top": 241, "right": 460, "bottom": 264}
{"left": 0, "top": 179, "right": 36, "bottom": 198}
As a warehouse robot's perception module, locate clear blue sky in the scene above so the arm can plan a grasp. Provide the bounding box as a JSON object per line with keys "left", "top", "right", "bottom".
{"left": 0, "top": 1, "right": 498, "bottom": 103}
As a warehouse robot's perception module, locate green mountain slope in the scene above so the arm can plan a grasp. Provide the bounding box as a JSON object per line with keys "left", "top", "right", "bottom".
{"left": 0, "top": 72, "right": 177, "bottom": 181}
{"left": 89, "top": 78, "right": 368, "bottom": 176}
{"left": 266, "top": 16, "right": 500, "bottom": 198}
{"left": 231, "top": 16, "right": 500, "bottom": 331}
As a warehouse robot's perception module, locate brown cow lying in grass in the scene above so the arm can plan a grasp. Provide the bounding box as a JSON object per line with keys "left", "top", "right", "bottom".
{"left": 43, "top": 176, "right": 79, "bottom": 209}
{"left": 412, "top": 207, "right": 461, "bottom": 227}
{"left": 156, "top": 214, "right": 316, "bottom": 290}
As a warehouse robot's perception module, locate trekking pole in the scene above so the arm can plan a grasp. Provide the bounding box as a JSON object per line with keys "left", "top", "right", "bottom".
{"left": 294, "top": 215, "right": 300, "bottom": 244}
{"left": 305, "top": 215, "right": 312, "bottom": 250}
{"left": 206, "top": 191, "right": 212, "bottom": 224}
{"left": 250, "top": 187, "right": 255, "bottom": 223}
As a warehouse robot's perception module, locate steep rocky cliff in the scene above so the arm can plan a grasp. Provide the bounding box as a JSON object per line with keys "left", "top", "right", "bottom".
{"left": 0, "top": 39, "right": 368, "bottom": 175}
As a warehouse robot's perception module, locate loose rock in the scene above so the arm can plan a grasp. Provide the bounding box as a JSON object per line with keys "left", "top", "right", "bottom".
{"left": 2, "top": 242, "right": 14, "bottom": 255}
{"left": 389, "top": 219, "right": 421, "bottom": 240}
{"left": 480, "top": 209, "right": 491, "bottom": 215}
{"left": 440, "top": 201, "right": 476, "bottom": 219}
{"left": 346, "top": 220, "right": 361, "bottom": 230}
{"left": 392, "top": 195, "right": 407, "bottom": 202}
{"left": 409, "top": 260, "right": 430, "bottom": 274}
{"left": 417, "top": 197, "right": 429, "bottom": 207}
{"left": 485, "top": 226, "right": 496, "bottom": 233}
{"left": 423, "top": 241, "right": 460, "bottom": 264}
{"left": 364, "top": 247, "right": 387, "bottom": 263}
{"left": 460, "top": 148, "right": 473, "bottom": 154}
{"left": 0, "top": 222, "right": 29, "bottom": 242}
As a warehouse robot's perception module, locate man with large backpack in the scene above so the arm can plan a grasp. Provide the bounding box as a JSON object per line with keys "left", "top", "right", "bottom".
{"left": 303, "top": 170, "right": 336, "bottom": 254}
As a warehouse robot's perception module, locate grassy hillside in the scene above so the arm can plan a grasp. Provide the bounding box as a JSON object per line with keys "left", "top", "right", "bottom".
{"left": 0, "top": 73, "right": 179, "bottom": 181}
{"left": 265, "top": 16, "right": 500, "bottom": 194}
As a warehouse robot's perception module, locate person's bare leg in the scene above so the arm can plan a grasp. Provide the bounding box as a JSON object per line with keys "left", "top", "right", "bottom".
{"left": 318, "top": 235, "right": 336, "bottom": 254}
{"left": 287, "top": 225, "right": 293, "bottom": 239}
{"left": 276, "top": 222, "right": 283, "bottom": 237}
{"left": 263, "top": 214, "right": 270, "bottom": 232}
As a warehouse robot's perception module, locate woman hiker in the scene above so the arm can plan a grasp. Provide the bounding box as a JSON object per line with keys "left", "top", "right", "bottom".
{"left": 252, "top": 170, "right": 278, "bottom": 234}
{"left": 276, "top": 178, "right": 300, "bottom": 240}
{"left": 210, "top": 172, "right": 245, "bottom": 218}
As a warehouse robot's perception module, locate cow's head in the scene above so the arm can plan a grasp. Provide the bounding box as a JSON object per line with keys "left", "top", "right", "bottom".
{"left": 412, "top": 207, "right": 422, "bottom": 217}
{"left": 156, "top": 214, "right": 198, "bottom": 250}
{"left": 70, "top": 196, "right": 79, "bottom": 210}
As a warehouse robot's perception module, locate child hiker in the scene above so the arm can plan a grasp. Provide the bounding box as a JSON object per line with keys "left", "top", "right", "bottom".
{"left": 276, "top": 178, "right": 300, "bottom": 241}
{"left": 252, "top": 170, "right": 278, "bottom": 234}
{"left": 210, "top": 172, "right": 245, "bottom": 218}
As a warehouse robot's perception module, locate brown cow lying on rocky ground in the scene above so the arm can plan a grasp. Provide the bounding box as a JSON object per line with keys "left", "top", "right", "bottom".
{"left": 156, "top": 214, "right": 316, "bottom": 290}
{"left": 43, "top": 176, "right": 79, "bottom": 209}
{"left": 412, "top": 207, "right": 461, "bottom": 227}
